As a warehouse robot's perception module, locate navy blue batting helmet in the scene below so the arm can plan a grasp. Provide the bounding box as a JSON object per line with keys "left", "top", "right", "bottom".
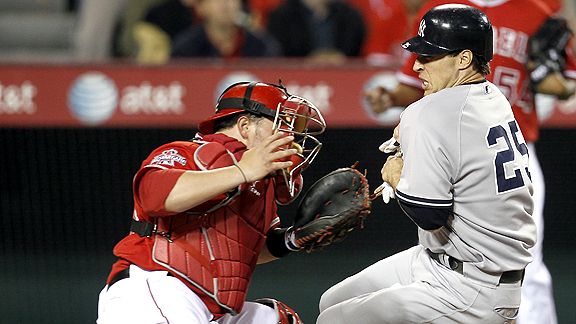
{"left": 401, "top": 4, "right": 494, "bottom": 61}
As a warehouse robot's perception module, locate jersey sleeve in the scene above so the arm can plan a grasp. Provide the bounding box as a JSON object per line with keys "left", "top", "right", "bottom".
{"left": 133, "top": 141, "right": 198, "bottom": 217}
{"left": 397, "top": 54, "right": 421, "bottom": 89}
{"left": 137, "top": 169, "right": 186, "bottom": 216}
{"left": 395, "top": 95, "right": 462, "bottom": 209}
{"left": 563, "top": 45, "right": 576, "bottom": 80}
{"left": 395, "top": 126, "right": 455, "bottom": 208}
{"left": 395, "top": 112, "right": 456, "bottom": 230}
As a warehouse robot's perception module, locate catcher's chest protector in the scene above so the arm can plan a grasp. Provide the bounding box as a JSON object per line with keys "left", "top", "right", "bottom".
{"left": 152, "top": 179, "right": 276, "bottom": 316}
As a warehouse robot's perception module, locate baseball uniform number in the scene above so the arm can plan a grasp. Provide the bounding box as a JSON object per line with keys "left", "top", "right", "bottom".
{"left": 487, "top": 120, "right": 531, "bottom": 193}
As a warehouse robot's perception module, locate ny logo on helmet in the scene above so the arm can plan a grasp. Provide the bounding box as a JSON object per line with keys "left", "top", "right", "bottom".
{"left": 418, "top": 20, "right": 426, "bottom": 37}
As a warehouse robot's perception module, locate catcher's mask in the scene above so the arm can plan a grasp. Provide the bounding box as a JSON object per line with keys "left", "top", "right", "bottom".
{"left": 199, "top": 81, "right": 326, "bottom": 196}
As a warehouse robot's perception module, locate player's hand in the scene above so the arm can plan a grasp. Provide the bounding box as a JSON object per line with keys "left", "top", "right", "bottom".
{"left": 237, "top": 132, "right": 298, "bottom": 182}
{"left": 365, "top": 86, "right": 394, "bottom": 114}
{"left": 533, "top": 70, "right": 576, "bottom": 99}
{"left": 381, "top": 155, "right": 403, "bottom": 190}
{"left": 393, "top": 125, "right": 400, "bottom": 140}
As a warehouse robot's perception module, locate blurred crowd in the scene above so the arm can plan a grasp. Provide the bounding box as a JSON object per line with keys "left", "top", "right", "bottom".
{"left": 71, "top": 0, "right": 430, "bottom": 65}
{"left": 1, "top": 0, "right": 575, "bottom": 65}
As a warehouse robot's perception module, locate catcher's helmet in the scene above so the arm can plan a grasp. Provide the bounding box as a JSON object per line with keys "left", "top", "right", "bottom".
{"left": 401, "top": 4, "right": 494, "bottom": 61}
{"left": 199, "top": 81, "right": 325, "bottom": 134}
{"left": 199, "top": 81, "right": 326, "bottom": 196}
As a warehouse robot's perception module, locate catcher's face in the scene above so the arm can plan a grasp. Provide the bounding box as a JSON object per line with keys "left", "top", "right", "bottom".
{"left": 244, "top": 116, "right": 275, "bottom": 149}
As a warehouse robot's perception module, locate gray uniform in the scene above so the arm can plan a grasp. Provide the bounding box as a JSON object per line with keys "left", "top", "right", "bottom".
{"left": 317, "top": 81, "right": 537, "bottom": 323}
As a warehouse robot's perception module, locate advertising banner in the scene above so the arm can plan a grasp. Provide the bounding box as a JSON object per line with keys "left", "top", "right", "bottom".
{"left": 1, "top": 62, "right": 575, "bottom": 128}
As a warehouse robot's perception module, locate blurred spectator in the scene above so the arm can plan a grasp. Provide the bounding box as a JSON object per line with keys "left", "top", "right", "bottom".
{"left": 267, "top": 0, "right": 366, "bottom": 64}
{"left": 171, "top": 0, "right": 280, "bottom": 59}
{"left": 348, "top": 0, "right": 426, "bottom": 65}
{"left": 142, "top": 0, "right": 197, "bottom": 40}
{"left": 73, "top": 0, "right": 128, "bottom": 61}
{"left": 133, "top": 0, "right": 197, "bottom": 64}
{"left": 113, "top": 0, "right": 167, "bottom": 59}
{"left": 246, "top": 0, "right": 283, "bottom": 30}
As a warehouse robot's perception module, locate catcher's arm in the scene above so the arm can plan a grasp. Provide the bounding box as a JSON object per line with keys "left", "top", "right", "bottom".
{"left": 266, "top": 166, "right": 372, "bottom": 256}
{"left": 527, "top": 17, "right": 576, "bottom": 99}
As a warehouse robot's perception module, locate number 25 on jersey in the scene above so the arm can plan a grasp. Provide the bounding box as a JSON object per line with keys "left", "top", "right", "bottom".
{"left": 486, "top": 120, "right": 532, "bottom": 194}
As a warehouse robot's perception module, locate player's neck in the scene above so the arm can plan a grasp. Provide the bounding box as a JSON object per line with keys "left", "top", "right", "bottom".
{"left": 455, "top": 72, "right": 486, "bottom": 87}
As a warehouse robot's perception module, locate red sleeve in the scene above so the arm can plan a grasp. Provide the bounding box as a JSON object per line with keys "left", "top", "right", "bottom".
{"left": 133, "top": 141, "right": 198, "bottom": 217}
{"left": 397, "top": 1, "right": 435, "bottom": 88}
{"left": 137, "top": 168, "right": 186, "bottom": 216}
{"left": 349, "top": 0, "right": 409, "bottom": 57}
{"left": 541, "top": 0, "right": 561, "bottom": 12}
{"left": 564, "top": 44, "right": 576, "bottom": 79}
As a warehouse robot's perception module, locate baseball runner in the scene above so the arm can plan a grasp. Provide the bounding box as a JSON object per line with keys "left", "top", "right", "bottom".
{"left": 365, "top": 1, "right": 576, "bottom": 323}
{"left": 96, "top": 81, "right": 334, "bottom": 324}
{"left": 318, "top": 5, "right": 537, "bottom": 323}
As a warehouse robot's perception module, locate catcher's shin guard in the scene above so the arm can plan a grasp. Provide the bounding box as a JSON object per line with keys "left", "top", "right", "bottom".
{"left": 254, "top": 298, "right": 303, "bottom": 324}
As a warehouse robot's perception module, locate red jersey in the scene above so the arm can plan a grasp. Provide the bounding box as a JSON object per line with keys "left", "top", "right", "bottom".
{"left": 542, "top": 0, "right": 562, "bottom": 12}
{"left": 349, "top": 0, "right": 411, "bottom": 60}
{"left": 108, "top": 133, "right": 281, "bottom": 318}
{"left": 398, "top": 0, "right": 576, "bottom": 142}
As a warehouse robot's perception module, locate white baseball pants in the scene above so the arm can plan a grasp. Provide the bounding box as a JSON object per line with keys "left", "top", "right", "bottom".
{"left": 97, "top": 264, "right": 278, "bottom": 324}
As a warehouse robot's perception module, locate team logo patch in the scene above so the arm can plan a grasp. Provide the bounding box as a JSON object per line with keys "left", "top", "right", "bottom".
{"left": 418, "top": 19, "right": 426, "bottom": 37}
{"left": 151, "top": 149, "right": 187, "bottom": 167}
{"left": 248, "top": 182, "right": 262, "bottom": 197}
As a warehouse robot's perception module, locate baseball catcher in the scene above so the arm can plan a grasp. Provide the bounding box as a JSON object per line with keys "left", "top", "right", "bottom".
{"left": 98, "top": 80, "right": 374, "bottom": 324}
{"left": 267, "top": 164, "right": 372, "bottom": 254}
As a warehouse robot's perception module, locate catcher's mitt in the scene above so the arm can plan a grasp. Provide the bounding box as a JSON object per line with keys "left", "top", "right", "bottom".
{"left": 528, "top": 17, "right": 573, "bottom": 88}
{"left": 290, "top": 165, "right": 371, "bottom": 251}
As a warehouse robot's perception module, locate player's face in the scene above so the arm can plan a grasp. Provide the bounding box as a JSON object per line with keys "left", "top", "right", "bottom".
{"left": 413, "top": 53, "right": 461, "bottom": 96}
{"left": 245, "top": 117, "right": 275, "bottom": 149}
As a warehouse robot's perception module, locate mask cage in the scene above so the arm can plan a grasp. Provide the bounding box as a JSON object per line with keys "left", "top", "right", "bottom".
{"left": 273, "top": 95, "right": 326, "bottom": 196}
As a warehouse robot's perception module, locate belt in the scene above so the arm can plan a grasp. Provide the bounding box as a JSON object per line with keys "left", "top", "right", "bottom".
{"left": 426, "top": 250, "right": 524, "bottom": 284}
{"left": 108, "top": 267, "right": 174, "bottom": 290}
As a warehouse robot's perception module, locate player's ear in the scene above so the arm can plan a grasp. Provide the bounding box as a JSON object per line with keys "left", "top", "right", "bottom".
{"left": 458, "top": 50, "right": 474, "bottom": 70}
{"left": 237, "top": 115, "right": 251, "bottom": 138}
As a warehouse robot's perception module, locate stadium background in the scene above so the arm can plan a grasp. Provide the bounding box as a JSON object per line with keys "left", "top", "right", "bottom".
{"left": 1, "top": 62, "right": 575, "bottom": 323}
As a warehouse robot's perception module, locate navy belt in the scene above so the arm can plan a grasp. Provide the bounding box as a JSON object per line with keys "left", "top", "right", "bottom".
{"left": 427, "top": 250, "right": 524, "bottom": 284}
